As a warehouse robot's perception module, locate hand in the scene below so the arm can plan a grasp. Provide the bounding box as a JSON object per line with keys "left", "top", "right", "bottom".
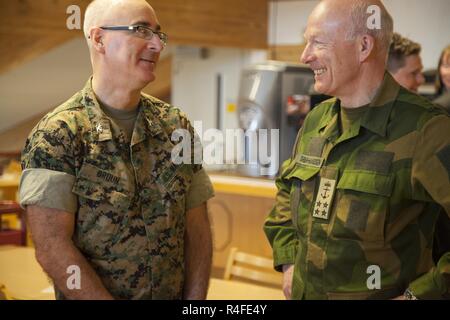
{"left": 282, "top": 264, "right": 294, "bottom": 300}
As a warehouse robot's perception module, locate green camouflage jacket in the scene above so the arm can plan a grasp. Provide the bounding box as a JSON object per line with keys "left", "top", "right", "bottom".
{"left": 21, "top": 79, "right": 209, "bottom": 299}
{"left": 264, "top": 72, "right": 450, "bottom": 300}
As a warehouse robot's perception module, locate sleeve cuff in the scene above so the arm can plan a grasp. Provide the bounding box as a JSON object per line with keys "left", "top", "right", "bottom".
{"left": 273, "top": 244, "right": 298, "bottom": 272}
{"left": 409, "top": 267, "right": 446, "bottom": 300}
{"left": 19, "top": 168, "right": 78, "bottom": 214}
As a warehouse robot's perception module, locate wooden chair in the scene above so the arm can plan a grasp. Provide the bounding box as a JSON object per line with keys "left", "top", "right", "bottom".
{"left": 223, "top": 247, "right": 282, "bottom": 287}
{"left": 0, "top": 283, "right": 12, "bottom": 300}
{"left": 0, "top": 201, "right": 27, "bottom": 246}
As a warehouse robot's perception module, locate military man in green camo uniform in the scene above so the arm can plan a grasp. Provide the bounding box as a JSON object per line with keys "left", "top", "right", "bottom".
{"left": 19, "top": 0, "right": 214, "bottom": 300}
{"left": 264, "top": 0, "right": 450, "bottom": 300}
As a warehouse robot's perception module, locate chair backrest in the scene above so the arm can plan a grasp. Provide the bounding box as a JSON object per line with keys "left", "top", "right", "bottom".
{"left": 0, "top": 283, "right": 12, "bottom": 300}
{"left": 223, "top": 247, "right": 282, "bottom": 287}
{"left": 0, "top": 201, "right": 27, "bottom": 246}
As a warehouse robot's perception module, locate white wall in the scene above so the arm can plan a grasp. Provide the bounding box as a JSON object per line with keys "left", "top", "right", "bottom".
{"left": 268, "top": 0, "right": 450, "bottom": 69}
{"left": 172, "top": 46, "right": 267, "bottom": 131}
{"left": 0, "top": 38, "right": 92, "bottom": 133}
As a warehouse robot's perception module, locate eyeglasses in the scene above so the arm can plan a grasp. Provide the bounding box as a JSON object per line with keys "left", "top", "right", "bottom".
{"left": 100, "top": 25, "right": 168, "bottom": 46}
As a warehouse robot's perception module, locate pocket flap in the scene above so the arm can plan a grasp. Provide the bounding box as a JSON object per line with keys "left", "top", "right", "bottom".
{"left": 337, "top": 170, "right": 394, "bottom": 197}
{"left": 72, "top": 177, "right": 130, "bottom": 211}
{"left": 72, "top": 177, "right": 105, "bottom": 201}
{"left": 285, "top": 164, "right": 320, "bottom": 181}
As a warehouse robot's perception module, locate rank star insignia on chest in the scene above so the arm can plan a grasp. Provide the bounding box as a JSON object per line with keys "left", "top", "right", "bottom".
{"left": 312, "top": 177, "right": 337, "bottom": 220}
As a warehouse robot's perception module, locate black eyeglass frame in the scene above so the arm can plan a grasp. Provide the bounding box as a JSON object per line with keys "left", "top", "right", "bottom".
{"left": 99, "top": 25, "right": 168, "bottom": 46}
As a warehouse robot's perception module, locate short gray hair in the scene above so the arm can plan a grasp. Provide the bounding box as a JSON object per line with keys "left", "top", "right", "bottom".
{"left": 83, "top": 0, "right": 118, "bottom": 43}
{"left": 345, "top": 0, "right": 394, "bottom": 54}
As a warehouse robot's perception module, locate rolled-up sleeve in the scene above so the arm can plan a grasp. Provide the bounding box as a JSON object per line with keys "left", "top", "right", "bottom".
{"left": 19, "top": 168, "right": 77, "bottom": 214}
{"left": 410, "top": 114, "right": 450, "bottom": 299}
{"left": 20, "top": 115, "right": 78, "bottom": 213}
{"left": 185, "top": 168, "right": 215, "bottom": 210}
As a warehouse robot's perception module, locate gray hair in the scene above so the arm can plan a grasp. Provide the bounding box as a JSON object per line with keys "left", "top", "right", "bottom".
{"left": 83, "top": 0, "right": 121, "bottom": 46}
{"left": 345, "top": 0, "right": 394, "bottom": 55}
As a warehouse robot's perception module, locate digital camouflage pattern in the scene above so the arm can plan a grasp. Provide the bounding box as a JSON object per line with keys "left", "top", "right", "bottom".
{"left": 264, "top": 72, "right": 450, "bottom": 300}
{"left": 22, "top": 79, "right": 203, "bottom": 299}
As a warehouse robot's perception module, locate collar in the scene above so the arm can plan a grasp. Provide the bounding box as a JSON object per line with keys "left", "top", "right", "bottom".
{"left": 80, "top": 77, "right": 163, "bottom": 143}
{"left": 360, "top": 71, "right": 400, "bottom": 137}
{"left": 317, "top": 71, "right": 400, "bottom": 138}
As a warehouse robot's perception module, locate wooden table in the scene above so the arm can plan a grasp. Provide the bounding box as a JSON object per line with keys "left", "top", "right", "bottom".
{"left": 0, "top": 246, "right": 55, "bottom": 300}
{"left": 0, "top": 247, "right": 283, "bottom": 300}
{"left": 207, "top": 278, "right": 284, "bottom": 300}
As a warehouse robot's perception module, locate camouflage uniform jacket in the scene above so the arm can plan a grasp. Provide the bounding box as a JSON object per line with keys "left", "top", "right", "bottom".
{"left": 21, "top": 79, "right": 208, "bottom": 299}
{"left": 264, "top": 72, "right": 450, "bottom": 299}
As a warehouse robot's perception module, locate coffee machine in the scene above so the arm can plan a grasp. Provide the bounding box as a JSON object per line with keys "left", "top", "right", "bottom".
{"left": 236, "top": 61, "right": 318, "bottom": 177}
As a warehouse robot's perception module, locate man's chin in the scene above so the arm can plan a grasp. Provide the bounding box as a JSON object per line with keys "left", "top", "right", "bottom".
{"left": 314, "top": 82, "right": 329, "bottom": 95}
{"left": 139, "top": 73, "right": 156, "bottom": 87}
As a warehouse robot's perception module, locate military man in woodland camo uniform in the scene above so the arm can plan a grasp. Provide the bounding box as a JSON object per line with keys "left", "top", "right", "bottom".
{"left": 19, "top": 0, "right": 214, "bottom": 300}
{"left": 264, "top": 0, "right": 450, "bottom": 300}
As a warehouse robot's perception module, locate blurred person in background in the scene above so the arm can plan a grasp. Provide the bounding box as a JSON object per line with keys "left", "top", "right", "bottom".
{"left": 387, "top": 32, "right": 424, "bottom": 93}
{"left": 433, "top": 45, "right": 450, "bottom": 112}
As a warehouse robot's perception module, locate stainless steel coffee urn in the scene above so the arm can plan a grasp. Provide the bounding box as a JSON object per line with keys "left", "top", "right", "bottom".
{"left": 237, "top": 61, "right": 315, "bottom": 177}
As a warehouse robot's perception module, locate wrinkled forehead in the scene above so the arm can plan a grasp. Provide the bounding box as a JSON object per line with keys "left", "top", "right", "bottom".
{"left": 103, "top": 1, "right": 160, "bottom": 28}
{"left": 304, "top": 3, "right": 348, "bottom": 40}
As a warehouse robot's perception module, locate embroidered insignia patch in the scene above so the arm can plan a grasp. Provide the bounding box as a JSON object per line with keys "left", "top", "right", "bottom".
{"left": 312, "top": 177, "right": 336, "bottom": 220}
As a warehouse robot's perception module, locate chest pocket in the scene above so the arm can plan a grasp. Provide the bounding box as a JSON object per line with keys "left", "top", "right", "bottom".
{"left": 332, "top": 170, "right": 394, "bottom": 243}
{"left": 285, "top": 164, "right": 320, "bottom": 235}
{"left": 72, "top": 163, "right": 131, "bottom": 258}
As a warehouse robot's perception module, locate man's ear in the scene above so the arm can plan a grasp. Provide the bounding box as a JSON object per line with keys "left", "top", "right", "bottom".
{"left": 359, "top": 34, "right": 375, "bottom": 62}
{"left": 90, "top": 27, "right": 105, "bottom": 53}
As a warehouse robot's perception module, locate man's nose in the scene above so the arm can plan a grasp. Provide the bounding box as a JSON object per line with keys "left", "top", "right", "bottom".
{"left": 300, "top": 44, "right": 313, "bottom": 64}
{"left": 147, "top": 36, "right": 164, "bottom": 52}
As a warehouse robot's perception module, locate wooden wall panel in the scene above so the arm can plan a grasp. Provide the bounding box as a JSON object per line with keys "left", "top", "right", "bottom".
{"left": 151, "top": 0, "right": 268, "bottom": 49}
{"left": 0, "top": 0, "right": 268, "bottom": 74}
{"left": 208, "top": 192, "right": 276, "bottom": 271}
{"left": 268, "top": 43, "right": 305, "bottom": 64}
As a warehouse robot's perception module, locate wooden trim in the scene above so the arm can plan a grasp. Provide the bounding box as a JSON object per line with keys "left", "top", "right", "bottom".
{"left": 0, "top": 0, "right": 268, "bottom": 73}
{"left": 268, "top": 43, "right": 306, "bottom": 64}
{"left": 209, "top": 174, "right": 277, "bottom": 199}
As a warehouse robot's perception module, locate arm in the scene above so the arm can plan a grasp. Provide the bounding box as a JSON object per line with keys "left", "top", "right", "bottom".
{"left": 409, "top": 114, "right": 450, "bottom": 299}
{"left": 26, "top": 205, "right": 114, "bottom": 300}
{"left": 263, "top": 127, "right": 306, "bottom": 300}
{"left": 183, "top": 202, "right": 213, "bottom": 300}
{"left": 263, "top": 158, "right": 299, "bottom": 300}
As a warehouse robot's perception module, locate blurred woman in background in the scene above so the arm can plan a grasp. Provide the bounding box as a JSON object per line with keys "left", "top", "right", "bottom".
{"left": 433, "top": 45, "right": 450, "bottom": 111}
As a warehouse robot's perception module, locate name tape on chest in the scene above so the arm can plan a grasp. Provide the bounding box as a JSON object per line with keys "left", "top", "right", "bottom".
{"left": 298, "top": 154, "right": 324, "bottom": 168}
